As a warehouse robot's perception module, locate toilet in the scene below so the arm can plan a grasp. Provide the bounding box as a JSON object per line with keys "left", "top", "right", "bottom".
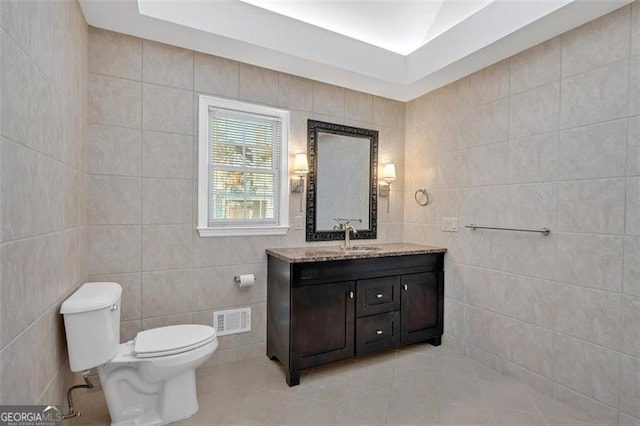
{"left": 60, "top": 282, "right": 218, "bottom": 425}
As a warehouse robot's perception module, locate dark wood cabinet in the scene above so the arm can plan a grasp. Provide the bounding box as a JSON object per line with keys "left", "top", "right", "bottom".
{"left": 266, "top": 252, "right": 444, "bottom": 386}
{"left": 400, "top": 272, "right": 444, "bottom": 346}
{"left": 291, "top": 281, "right": 355, "bottom": 371}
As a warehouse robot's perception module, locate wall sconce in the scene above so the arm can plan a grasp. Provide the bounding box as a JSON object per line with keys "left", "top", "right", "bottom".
{"left": 379, "top": 163, "right": 396, "bottom": 213}
{"left": 291, "top": 153, "right": 309, "bottom": 212}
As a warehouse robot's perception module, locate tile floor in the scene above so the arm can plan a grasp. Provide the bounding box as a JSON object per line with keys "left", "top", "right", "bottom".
{"left": 71, "top": 343, "right": 600, "bottom": 425}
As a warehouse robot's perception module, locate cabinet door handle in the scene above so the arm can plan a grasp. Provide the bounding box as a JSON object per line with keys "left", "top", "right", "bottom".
{"left": 376, "top": 293, "right": 383, "bottom": 299}
{"left": 349, "top": 291, "right": 354, "bottom": 299}
{"left": 403, "top": 284, "right": 408, "bottom": 291}
{"left": 376, "top": 330, "right": 383, "bottom": 335}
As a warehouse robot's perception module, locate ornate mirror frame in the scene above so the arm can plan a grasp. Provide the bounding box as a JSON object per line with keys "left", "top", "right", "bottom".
{"left": 306, "top": 119, "right": 378, "bottom": 242}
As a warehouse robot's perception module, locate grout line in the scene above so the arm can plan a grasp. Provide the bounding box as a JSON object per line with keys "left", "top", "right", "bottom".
{"left": 190, "top": 51, "right": 196, "bottom": 319}
{"left": 236, "top": 59, "right": 240, "bottom": 100}
{"left": 0, "top": 223, "right": 87, "bottom": 248}
{"left": 559, "top": 55, "right": 631, "bottom": 86}
{"left": 466, "top": 335, "right": 623, "bottom": 416}
{"left": 0, "top": 282, "right": 78, "bottom": 356}
{"left": 616, "top": 12, "right": 635, "bottom": 417}
{"left": 471, "top": 355, "right": 496, "bottom": 425}
{"left": 379, "top": 349, "right": 395, "bottom": 426}
{"left": 1, "top": 26, "right": 65, "bottom": 99}
{"left": 461, "top": 292, "right": 640, "bottom": 356}
{"left": 2, "top": 132, "right": 85, "bottom": 175}
{"left": 88, "top": 120, "right": 191, "bottom": 138}
{"left": 553, "top": 35, "right": 565, "bottom": 317}
{"left": 88, "top": 171, "right": 193, "bottom": 181}
{"left": 89, "top": 69, "right": 196, "bottom": 94}
{"left": 527, "top": 379, "right": 551, "bottom": 425}
{"left": 139, "top": 42, "right": 145, "bottom": 321}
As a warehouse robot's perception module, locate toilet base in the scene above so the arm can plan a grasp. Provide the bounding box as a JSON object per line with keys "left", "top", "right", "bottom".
{"left": 97, "top": 339, "right": 217, "bottom": 425}
{"left": 160, "top": 370, "right": 199, "bottom": 423}
{"left": 99, "top": 366, "right": 200, "bottom": 426}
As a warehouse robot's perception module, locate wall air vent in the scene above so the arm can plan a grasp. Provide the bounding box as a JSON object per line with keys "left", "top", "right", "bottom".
{"left": 213, "top": 307, "right": 251, "bottom": 336}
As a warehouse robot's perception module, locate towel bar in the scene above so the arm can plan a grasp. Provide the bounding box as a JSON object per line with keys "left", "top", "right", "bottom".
{"left": 465, "top": 224, "right": 551, "bottom": 236}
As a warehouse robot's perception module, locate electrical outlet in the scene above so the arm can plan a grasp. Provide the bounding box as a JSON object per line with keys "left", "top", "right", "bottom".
{"left": 294, "top": 215, "right": 304, "bottom": 230}
{"left": 442, "top": 217, "right": 459, "bottom": 232}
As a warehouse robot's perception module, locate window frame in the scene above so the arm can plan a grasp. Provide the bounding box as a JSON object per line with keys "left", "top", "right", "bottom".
{"left": 197, "top": 95, "right": 290, "bottom": 237}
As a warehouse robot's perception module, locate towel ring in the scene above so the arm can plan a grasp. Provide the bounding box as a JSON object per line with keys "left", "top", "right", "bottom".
{"left": 414, "top": 189, "right": 430, "bottom": 206}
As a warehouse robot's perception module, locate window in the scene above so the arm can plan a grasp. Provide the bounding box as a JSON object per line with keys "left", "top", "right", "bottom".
{"left": 197, "top": 95, "right": 289, "bottom": 236}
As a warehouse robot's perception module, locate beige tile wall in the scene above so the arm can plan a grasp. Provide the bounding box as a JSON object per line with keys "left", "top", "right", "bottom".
{"left": 405, "top": 3, "right": 640, "bottom": 423}
{"left": 5, "top": 0, "right": 635, "bottom": 415}
{"left": 0, "top": 0, "right": 88, "bottom": 404}
{"left": 86, "top": 28, "right": 405, "bottom": 366}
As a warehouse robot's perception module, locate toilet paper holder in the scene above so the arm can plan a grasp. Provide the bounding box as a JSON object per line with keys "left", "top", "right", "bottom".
{"left": 234, "top": 274, "right": 256, "bottom": 287}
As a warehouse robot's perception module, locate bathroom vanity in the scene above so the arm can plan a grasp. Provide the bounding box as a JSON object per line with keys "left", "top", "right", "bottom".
{"left": 265, "top": 243, "right": 446, "bottom": 386}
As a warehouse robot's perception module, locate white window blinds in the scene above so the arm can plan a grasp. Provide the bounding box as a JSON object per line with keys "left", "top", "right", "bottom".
{"left": 208, "top": 107, "right": 282, "bottom": 227}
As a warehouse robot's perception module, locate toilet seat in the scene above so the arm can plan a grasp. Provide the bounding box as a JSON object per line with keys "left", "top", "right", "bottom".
{"left": 134, "top": 324, "right": 217, "bottom": 358}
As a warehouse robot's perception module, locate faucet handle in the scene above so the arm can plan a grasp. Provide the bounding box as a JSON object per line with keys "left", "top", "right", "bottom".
{"left": 334, "top": 218, "right": 353, "bottom": 228}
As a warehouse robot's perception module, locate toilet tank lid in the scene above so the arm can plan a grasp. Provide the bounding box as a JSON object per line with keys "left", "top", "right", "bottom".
{"left": 60, "top": 282, "right": 122, "bottom": 314}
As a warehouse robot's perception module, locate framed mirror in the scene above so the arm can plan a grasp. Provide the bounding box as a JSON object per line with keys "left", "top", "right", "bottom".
{"left": 306, "top": 120, "right": 378, "bottom": 241}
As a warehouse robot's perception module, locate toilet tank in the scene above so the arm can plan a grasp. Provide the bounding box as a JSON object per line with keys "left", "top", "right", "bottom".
{"left": 61, "top": 282, "right": 122, "bottom": 372}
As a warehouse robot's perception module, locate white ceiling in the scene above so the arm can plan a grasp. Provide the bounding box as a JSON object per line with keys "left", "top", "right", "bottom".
{"left": 79, "top": 0, "right": 632, "bottom": 101}
{"left": 239, "top": 0, "right": 493, "bottom": 55}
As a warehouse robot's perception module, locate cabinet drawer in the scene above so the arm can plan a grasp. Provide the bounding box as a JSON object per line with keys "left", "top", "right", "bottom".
{"left": 356, "top": 276, "right": 401, "bottom": 317}
{"left": 356, "top": 311, "right": 400, "bottom": 355}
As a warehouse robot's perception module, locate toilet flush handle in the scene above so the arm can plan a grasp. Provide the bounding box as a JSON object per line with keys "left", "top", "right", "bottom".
{"left": 111, "top": 304, "right": 118, "bottom": 311}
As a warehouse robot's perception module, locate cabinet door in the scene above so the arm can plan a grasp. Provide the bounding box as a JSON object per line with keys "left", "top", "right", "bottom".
{"left": 400, "top": 272, "right": 444, "bottom": 345}
{"left": 291, "top": 281, "right": 355, "bottom": 370}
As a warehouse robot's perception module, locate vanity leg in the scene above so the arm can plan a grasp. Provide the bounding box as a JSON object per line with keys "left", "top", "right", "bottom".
{"left": 286, "top": 371, "right": 300, "bottom": 387}
{"left": 427, "top": 336, "right": 442, "bottom": 346}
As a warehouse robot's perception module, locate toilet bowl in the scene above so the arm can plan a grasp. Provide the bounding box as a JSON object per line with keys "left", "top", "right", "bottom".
{"left": 61, "top": 282, "right": 218, "bottom": 425}
{"left": 97, "top": 325, "right": 218, "bottom": 425}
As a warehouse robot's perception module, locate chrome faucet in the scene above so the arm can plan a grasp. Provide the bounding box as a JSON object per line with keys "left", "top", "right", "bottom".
{"left": 333, "top": 218, "right": 358, "bottom": 249}
{"left": 340, "top": 225, "right": 357, "bottom": 249}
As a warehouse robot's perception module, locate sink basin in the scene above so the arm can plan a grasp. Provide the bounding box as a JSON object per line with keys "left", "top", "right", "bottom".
{"left": 341, "top": 246, "right": 381, "bottom": 252}
{"left": 311, "top": 246, "right": 382, "bottom": 256}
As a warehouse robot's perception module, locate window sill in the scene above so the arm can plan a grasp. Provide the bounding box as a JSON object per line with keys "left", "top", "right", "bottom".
{"left": 197, "top": 225, "right": 290, "bottom": 237}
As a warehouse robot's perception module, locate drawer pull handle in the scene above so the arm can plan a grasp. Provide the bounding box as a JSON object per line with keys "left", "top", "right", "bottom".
{"left": 376, "top": 293, "right": 383, "bottom": 299}
{"left": 349, "top": 291, "right": 354, "bottom": 299}
{"left": 376, "top": 330, "right": 383, "bottom": 335}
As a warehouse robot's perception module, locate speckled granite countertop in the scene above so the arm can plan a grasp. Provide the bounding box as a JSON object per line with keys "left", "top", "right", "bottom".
{"left": 265, "top": 243, "right": 447, "bottom": 263}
